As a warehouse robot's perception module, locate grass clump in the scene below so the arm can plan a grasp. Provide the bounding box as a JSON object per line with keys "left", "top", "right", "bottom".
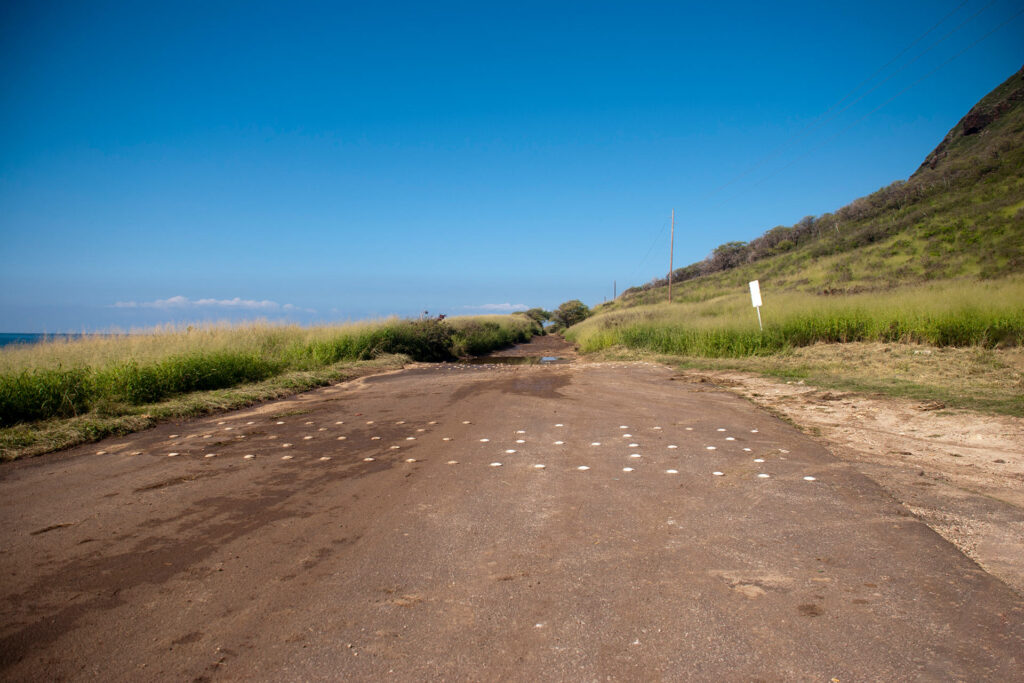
{"left": 568, "top": 278, "right": 1024, "bottom": 358}
{"left": 0, "top": 314, "right": 539, "bottom": 435}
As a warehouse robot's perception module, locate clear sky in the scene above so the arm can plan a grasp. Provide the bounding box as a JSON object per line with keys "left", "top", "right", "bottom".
{"left": 2, "top": 1, "right": 1022, "bottom": 331}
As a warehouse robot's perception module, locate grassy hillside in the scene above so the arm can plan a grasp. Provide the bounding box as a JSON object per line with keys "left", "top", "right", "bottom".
{"left": 608, "top": 66, "right": 1024, "bottom": 308}
{"left": 569, "top": 67, "right": 1024, "bottom": 415}
{"left": 0, "top": 314, "right": 538, "bottom": 460}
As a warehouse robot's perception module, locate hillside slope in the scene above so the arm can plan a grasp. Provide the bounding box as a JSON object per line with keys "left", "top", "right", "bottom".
{"left": 609, "top": 65, "right": 1024, "bottom": 309}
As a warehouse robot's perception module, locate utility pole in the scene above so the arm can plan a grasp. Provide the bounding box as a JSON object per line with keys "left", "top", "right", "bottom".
{"left": 668, "top": 209, "right": 675, "bottom": 303}
{"left": 613, "top": 280, "right": 617, "bottom": 299}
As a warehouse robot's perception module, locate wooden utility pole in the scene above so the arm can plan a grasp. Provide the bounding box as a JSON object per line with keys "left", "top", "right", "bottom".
{"left": 613, "top": 280, "right": 617, "bottom": 299}
{"left": 668, "top": 209, "right": 675, "bottom": 303}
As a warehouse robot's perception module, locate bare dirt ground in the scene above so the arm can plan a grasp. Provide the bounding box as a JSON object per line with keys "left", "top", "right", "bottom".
{"left": 671, "top": 368, "right": 1024, "bottom": 595}
{"left": 1, "top": 336, "right": 1022, "bottom": 680}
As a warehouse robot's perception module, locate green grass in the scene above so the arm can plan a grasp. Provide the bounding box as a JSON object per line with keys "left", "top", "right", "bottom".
{"left": 0, "top": 314, "right": 538, "bottom": 434}
{"left": 585, "top": 343, "right": 1024, "bottom": 417}
{"left": 0, "top": 355, "right": 406, "bottom": 461}
{"left": 568, "top": 277, "right": 1024, "bottom": 358}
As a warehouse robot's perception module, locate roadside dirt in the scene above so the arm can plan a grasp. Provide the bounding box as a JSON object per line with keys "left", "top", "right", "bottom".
{"left": 673, "top": 368, "right": 1024, "bottom": 594}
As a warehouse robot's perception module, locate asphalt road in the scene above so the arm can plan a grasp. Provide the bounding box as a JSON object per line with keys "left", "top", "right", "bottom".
{"left": 2, "top": 336, "right": 1022, "bottom": 681}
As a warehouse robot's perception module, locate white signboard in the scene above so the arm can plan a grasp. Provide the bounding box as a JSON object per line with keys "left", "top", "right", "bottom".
{"left": 749, "top": 280, "right": 763, "bottom": 308}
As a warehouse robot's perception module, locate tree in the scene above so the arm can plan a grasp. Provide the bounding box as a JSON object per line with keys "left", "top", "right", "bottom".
{"left": 523, "top": 308, "right": 551, "bottom": 325}
{"left": 551, "top": 299, "right": 591, "bottom": 328}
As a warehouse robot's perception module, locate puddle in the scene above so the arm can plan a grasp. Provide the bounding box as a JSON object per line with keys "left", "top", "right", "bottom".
{"left": 461, "top": 356, "right": 566, "bottom": 365}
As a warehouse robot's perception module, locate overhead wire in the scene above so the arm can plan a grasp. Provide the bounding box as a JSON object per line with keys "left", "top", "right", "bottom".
{"left": 716, "top": 3, "right": 1024, "bottom": 202}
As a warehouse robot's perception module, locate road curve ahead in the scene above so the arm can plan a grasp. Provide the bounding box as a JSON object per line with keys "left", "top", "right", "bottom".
{"left": 2, "top": 337, "right": 1022, "bottom": 680}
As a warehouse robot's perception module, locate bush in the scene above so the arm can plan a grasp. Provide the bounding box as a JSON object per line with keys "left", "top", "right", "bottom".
{"left": 552, "top": 300, "right": 591, "bottom": 328}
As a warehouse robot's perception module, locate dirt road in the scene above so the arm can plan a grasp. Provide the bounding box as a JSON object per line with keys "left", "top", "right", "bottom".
{"left": 2, "top": 337, "right": 1022, "bottom": 680}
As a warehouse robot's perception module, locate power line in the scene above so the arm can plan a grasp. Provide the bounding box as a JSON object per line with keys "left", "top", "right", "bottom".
{"left": 701, "top": 0, "right": 995, "bottom": 201}
{"left": 722, "top": 4, "right": 1024, "bottom": 200}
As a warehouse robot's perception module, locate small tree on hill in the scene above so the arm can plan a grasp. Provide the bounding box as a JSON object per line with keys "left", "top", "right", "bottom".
{"left": 524, "top": 308, "right": 551, "bottom": 325}
{"left": 552, "top": 299, "right": 590, "bottom": 328}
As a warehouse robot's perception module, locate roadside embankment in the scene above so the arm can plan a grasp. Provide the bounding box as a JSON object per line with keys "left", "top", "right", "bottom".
{"left": 0, "top": 314, "right": 539, "bottom": 460}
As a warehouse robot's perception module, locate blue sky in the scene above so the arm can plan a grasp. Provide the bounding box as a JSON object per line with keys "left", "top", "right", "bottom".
{"left": 2, "top": 1, "right": 1022, "bottom": 331}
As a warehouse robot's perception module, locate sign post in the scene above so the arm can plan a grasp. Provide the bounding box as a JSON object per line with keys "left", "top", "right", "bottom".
{"left": 749, "top": 280, "right": 763, "bottom": 332}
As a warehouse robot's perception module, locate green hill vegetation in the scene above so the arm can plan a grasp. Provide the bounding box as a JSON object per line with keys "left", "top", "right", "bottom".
{"left": 568, "top": 66, "right": 1024, "bottom": 415}
{"left": 0, "top": 315, "right": 539, "bottom": 460}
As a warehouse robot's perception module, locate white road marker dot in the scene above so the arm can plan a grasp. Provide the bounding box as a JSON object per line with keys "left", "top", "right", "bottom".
{"left": 516, "top": 439, "right": 525, "bottom": 443}
{"left": 533, "top": 464, "right": 546, "bottom": 469}
{"left": 622, "top": 433, "right": 632, "bottom": 438}
{"left": 653, "top": 426, "right": 662, "bottom": 430}
{"left": 244, "top": 454, "right": 254, "bottom": 460}
{"left": 758, "top": 473, "right": 771, "bottom": 478}
{"left": 620, "top": 425, "right": 629, "bottom": 429}
{"left": 428, "top": 421, "right": 437, "bottom": 425}
{"left": 405, "top": 458, "right": 417, "bottom": 463}
{"left": 406, "top": 436, "right": 416, "bottom": 440}
{"left": 462, "top": 420, "right": 471, "bottom": 424}
{"left": 205, "top": 453, "right": 217, "bottom": 458}
{"left": 717, "top": 428, "right": 726, "bottom": 432}
{"left": 395, "top": 420, "right": 405, "bottom": 424}
{"left": 516, "top": 430, "right": 526, "bottom": 434}
{"left": 685, "top": 427, "right": 693, "bottom": 431}
{"left": 282, "top": 455, "right": 293, "bottom": 460}
{"left": 706, "top": 446, "right": 717, "bottom": 451}
{"left": 622, "top": 467, "right": 634, "bottom": 472}
{"left": 554, "top": 441, "right": 565, "bottom": 445}
{"left": 282, "top": 443, "right": 292, "bottom": 448}
{"left": 490, "top": 462, "right": 503, "bottom": 467}
{"left": 168, "top": 452, "right": 179, "bottom": 457}
{"left": 442, "top": 437, "right": 452, "bottom": 441}
{"left": 305, "top": 421, "right": 314, "bottom": 425}
{"left": 630, "top": 453, "right": 642, "bottom": 459}
{"left": 276, "top": 421, "right": 285, "bottom": 425}
{"left": 337, "top": 436, "right": 347, "bottom": 441}
{"left": 555, "top": 423, "right": 564, "bottom": 427}
{"left": 780, "top": 449, "right": 790, "bottom": 454}
{"left": 303, "top": 436, "right": 313, "bottom": 440}
{"left": 667, "top": 444, "right": 678, "bottom": 449}
{"left": 390, "top": 446, "right": 401, "bottom": 450}
{"left": 754, "top": 458, "right": 765, "bottom": 463}
{"left": 712, "top": 471, "right": 724, "bottom": 476}
{"left": 319, "top": 456, "right": 331, "bottom": 461}
{"left": 371, "top": 436, "right": 381, "bottom": 440}
{"left": 218, "top": 421, "right": 225, "bottom": 425}
{"left": 803, "top": 476, "right": 817, "bottom": 481}
{"left": 591, "top": 442, "right": 601, "bottom": 446}
{"left": 577, "top": 465, "right": 590, "bottom": 471}
{"left": 725, "top": 437, "right": 736, "bottom": 441}
{"left": 480, "top": 438, "right": 490, "bottom": 443}
{"left": 335, "top": 421, "right": 344, "bottom": 424}
{"left": 318, "top": 427, "right": 327, "bottom": 431}
{"left": 505, "top": 449, "right": 517, "bottom": 454}
{"left": 628, "top": 443, "right": 639, "bottom": 448}
{"left": 169, "top": 434, "right": 179, "bottom": 439}
{"left": 750, "top": 429, "right": 759, "bottom": 433}
{"left": 224, "top": 427, "right": 233, "bottom": 431}
{"left": 416, "top": 428, "right": 426, "bottom": 432}
{"left": 666, "top": 469, "right": 679, "bottom": 474}
{"left": 96, "top": 450, "right": 107, "bottom": 455}
{"left": 447, "top": 460, "right": 458, "bottom": 465}
{"left": 363, "top": 457, "right": 375, "bottom": 462}
{"left": 742, "top": 447, "right": 751, "bottom": 452}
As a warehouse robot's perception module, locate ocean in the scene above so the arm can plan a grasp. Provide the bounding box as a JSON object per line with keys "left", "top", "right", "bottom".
{"left": 0, "top": 333, "right": 94, "bottom": 348}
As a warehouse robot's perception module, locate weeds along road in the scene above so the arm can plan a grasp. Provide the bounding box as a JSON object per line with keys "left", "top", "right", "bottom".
{"left": 1, "top": 336, "right": 1021, "bottom": 680}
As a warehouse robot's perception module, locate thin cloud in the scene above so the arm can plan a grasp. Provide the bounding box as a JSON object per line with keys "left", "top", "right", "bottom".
{"left": 112, "top": 296, "right": 315, "bottom": 313}
{"left": 462, "top": 303, "right": 530, "bottom": 312}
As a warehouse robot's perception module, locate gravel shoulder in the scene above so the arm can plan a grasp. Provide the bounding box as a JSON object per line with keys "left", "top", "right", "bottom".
{"left": 671, "top": 367, "right": 1024, "bottom": 594}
